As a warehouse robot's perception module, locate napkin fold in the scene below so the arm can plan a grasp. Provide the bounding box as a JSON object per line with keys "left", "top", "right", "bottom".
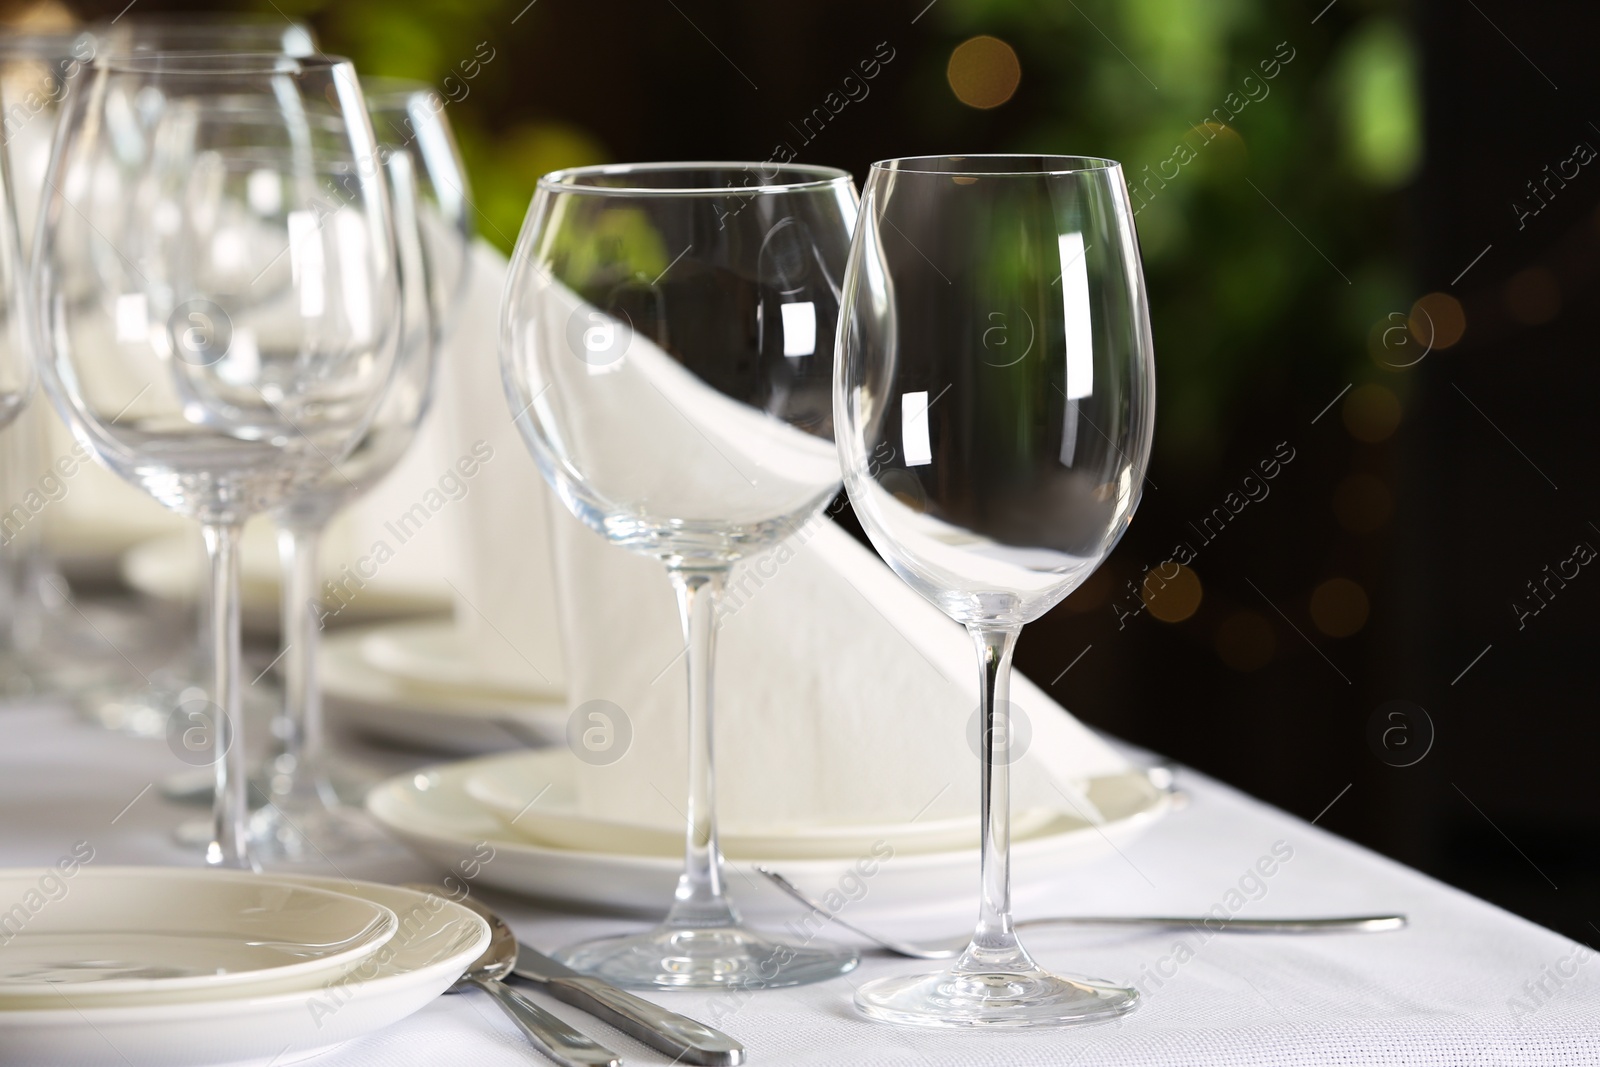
{"left": 442, "top": 243, "right": 1129, "bottom": 831}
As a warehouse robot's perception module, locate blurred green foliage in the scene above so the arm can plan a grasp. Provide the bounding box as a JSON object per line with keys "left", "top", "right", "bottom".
{"left": 265, "top": 0, "right": 1418, "bottom": 468}
{"left": 921, "top": 0, "right": 1419, "bottom": 467}
{"left": 262, "top": 0, "right": 610, "bottom": 250}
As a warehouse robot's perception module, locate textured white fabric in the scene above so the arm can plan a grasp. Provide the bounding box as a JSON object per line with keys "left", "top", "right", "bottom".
{"left": 2, "top": 702, "right": 1594, "bottom": 1066}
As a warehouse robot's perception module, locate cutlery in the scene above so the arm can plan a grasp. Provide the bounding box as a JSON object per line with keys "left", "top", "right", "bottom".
{"left": 512, "top": 944, "right": 745, "bottom": 1066}
{"left": 408, "top": 885, "right": 620, "bottom": 1067}
{"left": 756, "top": 868, "right": 1408, "bottom": 961}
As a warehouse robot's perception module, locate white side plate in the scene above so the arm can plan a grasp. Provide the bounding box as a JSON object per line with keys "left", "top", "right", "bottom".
{"left": 462, "top": 748, "right": 1059, "bottom": 860}
{"left": 0, "top": 868, "right": 396, "bottom": 1004}
{"left": 322, "top": 625, "right": 566, "bottom": 754}
{"left": 0, "top": 872, "right": 489, "bottom": 1067}
{"left": 368, "top": 756, "right": 1172, "bottom": 919}
{"left": 358, "top": 618, "right": 561, "bottom": 701}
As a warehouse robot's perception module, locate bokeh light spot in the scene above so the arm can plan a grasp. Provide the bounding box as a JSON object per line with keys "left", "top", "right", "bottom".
{"left": 947, "top": 36, "right": 1021, "bottom": 110}
{"left": 1504, "top": 266, "right": 1560, "bottom": 325}
{"left": 1410, "top": 292, "right": 1464, "bottom": 350}
{"left": 1342, "top": 383, "right": 1402, "bottom": 443}
{"left": 1215, "top": 611, "right": 1276, "bottom": 671}
{"left": 1333, "top": 473, "right": 1393, "bottom": 533}
{"left": 1310, "top": 578, "right": 1370, "bottom": 637}
{"left": 1142, "top": 564, "right": 1202, "bottom": 623}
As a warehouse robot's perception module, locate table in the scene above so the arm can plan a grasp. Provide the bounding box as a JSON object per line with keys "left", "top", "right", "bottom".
{"left": 3, "top": 698, "right": 1596, "bottom": 1066}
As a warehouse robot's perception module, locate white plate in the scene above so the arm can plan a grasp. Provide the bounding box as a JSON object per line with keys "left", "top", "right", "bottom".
{"left": 323, "top": 625, "right": 567, "bottom": 754}
{"left": 122, "top": 531, "right": 452, "bottom": 635}
{"left": 368, "top": 756, "right": 1172, "bottom": 920}
{"left": 462, "top": 750, "right": 1058, "bottom": 860}
{"left": 0, "top": 868, "right": 396, "bottom": 1004}
{"left": 0, "top": 871, "right": 490, "bottom": 1067}
{"left": 359, "top": 619, "right": 560, "bottom": 701}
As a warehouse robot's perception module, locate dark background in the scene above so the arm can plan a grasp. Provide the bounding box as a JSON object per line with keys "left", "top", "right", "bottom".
{"left": 27, "top": 0, "right": 1599, "bottom": 944}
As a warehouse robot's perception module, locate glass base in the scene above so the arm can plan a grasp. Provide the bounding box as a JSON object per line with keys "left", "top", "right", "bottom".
{"left": 854, "top": 966, "right": 1138, "bottom": 1028}
{"left": 555, "top": 925, "right": 859, "bottom": 990}
{"left": 160, "top": 760, "right": 375, "bottom": 808}
{"left": 247, "top": 800, "right": 402, "bottom": 864}
{"left": 77, "top": 671, "right": 278, "bottom": 739}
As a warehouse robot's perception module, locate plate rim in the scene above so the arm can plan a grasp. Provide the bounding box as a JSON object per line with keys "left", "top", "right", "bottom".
{"left": 369, "top": 756, "right": 1172, "bottom": 874}
{"left": 0, "top": 870, "right": 489, "bottom": 1021}
{"left": 323, "top": 625, "right": 567, "bottom": 721}
{"left": 0, "top": 868, "right": 399, "bottom": 1000}
{"left": 358, "top": 617, "right": 560, "bottom": 700}
{"left": 461, "top": 748, "right": 1066, "bottom": 857}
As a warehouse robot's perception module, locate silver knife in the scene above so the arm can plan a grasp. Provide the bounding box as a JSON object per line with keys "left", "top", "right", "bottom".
{"left": 512, "top": 945, "right": 745, "bottom": 1066}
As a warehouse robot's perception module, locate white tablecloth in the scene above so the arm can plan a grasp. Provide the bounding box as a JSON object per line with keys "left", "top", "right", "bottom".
{"left": 3, "top": 699, "right": 1596, "bottom": 1066}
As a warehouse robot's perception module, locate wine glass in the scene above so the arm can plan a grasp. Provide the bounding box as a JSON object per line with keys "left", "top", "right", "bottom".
{"left": 252, "top": 81, "right": 472, "bottom": 862}
{"left": 32, "top": 53, "right": 401, "bottom": 867}
{"left": 362, "top": 79, "right": 474, "bottom": 318}
{"left": 834, "top": 155, "right": 1155, "bottom": 1027}
{"left": 0, "top": 22, "right": 318, "bottom": 724}
{"left": 501, "top": 162, "right": 859, "bottom": 989}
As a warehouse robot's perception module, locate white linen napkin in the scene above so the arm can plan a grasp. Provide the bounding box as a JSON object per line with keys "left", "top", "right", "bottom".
{"left": 443, "top": 242, "right": 1129, "bottom": 830}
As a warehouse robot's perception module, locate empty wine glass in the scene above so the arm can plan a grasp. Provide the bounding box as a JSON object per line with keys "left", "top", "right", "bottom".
{"left": 253, "top": 82, "right": 472, "bottom": 862}
{"left": 362, "top": 79, "right": 474, "bottom": 318}
{"left": 0, "top": 22, "right": 318, "bottom": 724}
{"left": 834, "top": 155, "right": 1155, "bottom": 1027}
{"left": 501, "top": 162, "right": 859, "bottom": 989}
{"left": 32, "top": 53, "right": 401, "bottom": 867}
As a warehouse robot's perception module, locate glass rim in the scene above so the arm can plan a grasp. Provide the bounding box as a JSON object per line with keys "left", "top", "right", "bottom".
{"left": 93, "top": 51, "right": 352, "bottom": 76}
{"left": 870, "top": 153, "right": 1123, "bottom": 177}
{"left": 537, "top": 160, "right": 854, "bottom": 197}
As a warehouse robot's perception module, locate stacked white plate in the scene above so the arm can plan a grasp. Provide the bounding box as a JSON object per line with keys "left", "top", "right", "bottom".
{"left": 322, "top": 619, "right": 568, "bottom": 754}
{"left": 121, "top": 530, "right": 453, "bottom": 635}
{"left": 367, "top": 750, "right": 1174, "bottom": 920}
{"left": 0, "top": 867, "right": 489, "bottom": 1066}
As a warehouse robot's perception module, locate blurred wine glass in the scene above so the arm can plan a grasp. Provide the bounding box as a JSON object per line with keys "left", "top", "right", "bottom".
{"left": 0, "top": 20, "right": 317, "bottom": 726}
{"left": 501, "top": 162, "right": 859, "bottom": 989}
{"left": 251, "top": 79, "right": 472, "bottom": 863}
{"left": 32, "top": 52, "right": 402, "bottom": 867}
{"left": 835, "top": 155, "right": 1155, "bottom": 1027}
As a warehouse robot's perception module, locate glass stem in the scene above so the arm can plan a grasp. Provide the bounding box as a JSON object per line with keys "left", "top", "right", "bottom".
{"left": 957, "top": 623, "right": 1034, "bottom": 974}
{"left": 663, "top": 564, "right": 738, "bottom": 929}
{"left": 202, "top": 522, "right": 253, "bottom": 870}
{"left": 273, "top": 521, "right": 337, "bottom": 807}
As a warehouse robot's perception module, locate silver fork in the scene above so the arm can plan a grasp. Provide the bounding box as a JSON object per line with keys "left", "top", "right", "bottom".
{"left": 755, "top": 867, "right": 1407, "bottom": 960}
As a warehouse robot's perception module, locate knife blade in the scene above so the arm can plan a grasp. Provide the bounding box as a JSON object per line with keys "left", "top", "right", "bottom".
{"left": 511, "top": 945, "right": 745, "bottom": 1066}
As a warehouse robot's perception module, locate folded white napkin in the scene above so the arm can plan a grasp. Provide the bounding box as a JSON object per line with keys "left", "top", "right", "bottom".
{"left": 443, "top": 243, "right": 1130, "bottom": 830}
{"left": 431, "top": 243, "right": 569, "bottom": 697}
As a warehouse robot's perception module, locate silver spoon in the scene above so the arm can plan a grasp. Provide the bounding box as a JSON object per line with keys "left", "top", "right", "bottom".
{"left": 410, "top": 884, "right": 620, "bottom": 1067}
{"left": 756, "top": 868, "right": 1407, "bottom": 961}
